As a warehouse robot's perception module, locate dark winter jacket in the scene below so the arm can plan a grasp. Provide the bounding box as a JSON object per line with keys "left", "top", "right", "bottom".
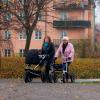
{"left": 41, "top": 42, "right": 55, "bottom": 59}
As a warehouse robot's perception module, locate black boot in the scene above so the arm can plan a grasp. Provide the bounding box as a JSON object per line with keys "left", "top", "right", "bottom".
{"left": 63, "top": 74, "right": 66, "bottom": 83}
{"left": 46, "top": 73, "right": 52, "bottom": 83}
{"left": 65, "top": 72, "right": 69, "bottom": 83}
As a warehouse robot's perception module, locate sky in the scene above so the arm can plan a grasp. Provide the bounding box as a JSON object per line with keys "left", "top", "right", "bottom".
{"left": 95, "top": 0, "right": 100, "bottom": 24}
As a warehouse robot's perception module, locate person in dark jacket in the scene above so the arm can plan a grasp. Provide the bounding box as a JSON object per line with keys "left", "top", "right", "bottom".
{"left": 41, "top": 36, "right": 55, "bottom": 82}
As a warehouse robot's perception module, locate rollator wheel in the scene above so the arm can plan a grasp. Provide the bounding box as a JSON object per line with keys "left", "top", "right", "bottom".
{"left": 53, "top": 73, "right": 57, "bottom": 83}
{"left": 24, "top": 71, "right": 32, "bottom": 83}
{"left": 62, "top": 74, "right": 66, "bottom": 83}
{"left": 70, "top": 73, "right": 75, "bottom": 83}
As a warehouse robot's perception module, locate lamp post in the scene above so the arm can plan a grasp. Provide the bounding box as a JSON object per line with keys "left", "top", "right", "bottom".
{"left": 0, "top": 39, "right": 2, "bottom": 68}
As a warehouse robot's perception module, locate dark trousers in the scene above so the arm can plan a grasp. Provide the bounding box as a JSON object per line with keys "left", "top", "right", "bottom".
{"left": 44, "top": 59, "right": 53, "bottom": 82}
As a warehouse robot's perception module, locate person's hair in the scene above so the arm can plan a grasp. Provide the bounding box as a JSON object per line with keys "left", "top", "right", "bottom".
{"left": 43, "top": 36, "right": 52, "bottom": 43}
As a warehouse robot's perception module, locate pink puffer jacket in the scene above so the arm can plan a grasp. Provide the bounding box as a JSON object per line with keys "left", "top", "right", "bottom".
{"left": 55, "top": 42, "right": 75, "bottom": 63}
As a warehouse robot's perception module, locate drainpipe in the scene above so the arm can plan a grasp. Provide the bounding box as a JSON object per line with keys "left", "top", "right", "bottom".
{"left": 91, "top": 0, "right": 96, "bottom": 52}
{"left": 0, "top": 50, "right": 1, "bottom": 68}
{"left": 45, "top": 4, "right": 47, "bottom": 36}
{"left": 0, "top": 39, "right": 2, "bottom": 68}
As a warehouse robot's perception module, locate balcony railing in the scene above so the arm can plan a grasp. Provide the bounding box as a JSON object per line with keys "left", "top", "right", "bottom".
{"left": 53, "top": 0, "right": 92, "bottom": 10}
{"left": 53, "top": 20, "right": 91, "bottom": 28}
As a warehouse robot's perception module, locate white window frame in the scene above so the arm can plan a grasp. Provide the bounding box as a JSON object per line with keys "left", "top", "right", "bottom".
{"left": 2, "top": 0, "right": 11, "bottom": 4}
{"left": 19, "top": 49, "right": 25, "bottom": 57}
{"left": 60, "top": 31, "right": 67, "bottom": 39}
{"left": 38, "top": 12, "right": 45, "bottom": 21}
{"left": 34, "top": 30, "right": 42, "bottom": 40}
{"left": 19, "top": 10, "right": 25, "bottom": 20}
{"left": 38, "top": 13, "right": 43, "bottom": 21}
{"left": 59, "top": 10, "right": 68, "bottom": 20}
{"left": 4, "top": 30, "right": 11, "bottom": 40}
{"left": 4, "top": 49, "right": 11, "bottom": 57}
{"left": 19, "top": 0, "right": 24, "bottom": 5}
{"left": 4, "top": 12, "right": 12, "bottom": 21}
{"left": 19, "top": 30, "right": 26, "bottom": 40}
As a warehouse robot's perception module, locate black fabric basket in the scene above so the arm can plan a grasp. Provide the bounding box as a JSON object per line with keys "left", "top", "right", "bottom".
{"left": 54, "top": 64, "right": 63, "bottom": 71}
{"left": 25, "top": 49, "right": 40, "bottom": 65}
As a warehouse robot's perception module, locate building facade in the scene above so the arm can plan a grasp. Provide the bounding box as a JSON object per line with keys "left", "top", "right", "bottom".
{"left": 0, "top": 0, "right": 95, "bottom": 57}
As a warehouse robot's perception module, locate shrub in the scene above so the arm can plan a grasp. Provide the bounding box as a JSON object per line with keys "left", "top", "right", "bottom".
{"left": 70, "top": 59, "right": 100, "bottom": 78}
{"left": 0, "top": 57, "right": 100, "bottom": 79}
{"left": 0, "top": 57, "right": 25, "bottom": 78}
{"left": 56, "top": 58, "right": 100, "bottom": 79}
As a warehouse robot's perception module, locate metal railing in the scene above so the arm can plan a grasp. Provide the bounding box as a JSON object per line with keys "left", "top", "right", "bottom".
{"left": 53, "top": 20, "right": 91, "bottom": 28}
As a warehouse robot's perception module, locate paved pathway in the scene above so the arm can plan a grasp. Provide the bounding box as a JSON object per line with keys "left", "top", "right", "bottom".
{"left": 0, "top": 79, "right": 100, "bottom": 100}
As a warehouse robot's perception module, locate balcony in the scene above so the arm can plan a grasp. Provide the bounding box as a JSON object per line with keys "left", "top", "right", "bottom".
{"left": 53, "top": 20, "right": 91, "bottom": 28}
{"left": 53, "top": 0, "right": 91, "bottom": 10}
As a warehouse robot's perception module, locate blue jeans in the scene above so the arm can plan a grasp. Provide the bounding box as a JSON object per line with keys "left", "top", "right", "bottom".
{"left": 62, "top": 62, "right": 71, "bottom": 74}
{"left": 62, "top": 63, "right": 67, "bottom": 74}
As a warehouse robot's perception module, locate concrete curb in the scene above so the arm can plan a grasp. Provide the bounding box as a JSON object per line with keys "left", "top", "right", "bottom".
{"left": 0, "top": 79, "right": 100, "bottom": 83}
{"left": 75, "top": 79, "right": 100, "bottom": 83}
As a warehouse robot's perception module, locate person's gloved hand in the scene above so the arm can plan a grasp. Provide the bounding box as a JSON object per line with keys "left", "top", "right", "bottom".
{"left": 67, "top": 57, "right": 71, "bottom": 61}
{"left": 54, "top": 57, "right": 57, "bottom": 61}
{"left": 46, "top": 55, "right": 50, "bottom": 59}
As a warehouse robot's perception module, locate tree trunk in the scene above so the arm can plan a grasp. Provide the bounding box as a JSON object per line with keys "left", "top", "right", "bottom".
{"left": 25, "top": 29, "right": 32, "bottom": 54}
{"left": 24, "top": 10, "right": 40, "bottom": 55}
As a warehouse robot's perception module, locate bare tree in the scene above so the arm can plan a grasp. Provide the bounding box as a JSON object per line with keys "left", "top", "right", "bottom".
{"left": 0, "top": 0, "right": 96, "bottom": 54}
{"left": 0, "top": 0, "right": 52, "bottom": 54}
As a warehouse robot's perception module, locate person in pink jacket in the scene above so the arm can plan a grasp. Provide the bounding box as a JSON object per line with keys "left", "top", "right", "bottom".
{"left": 55, "top": 36, "right": 75, "bottom": 83}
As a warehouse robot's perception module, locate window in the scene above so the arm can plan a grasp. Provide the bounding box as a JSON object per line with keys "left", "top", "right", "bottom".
{"left": 60, "top": 0, "right": 67, "bottom": 2}
{"left": 19, "top": 0, "right": 24, "bottom": 5}
{"left": 19, "top": 49, "right": 25, "bottom": 57}
{"left": 59, "top": 11, "right": 67, "bottom": 20}
{"left": 35, "top": 30, "right": 42, "bottom": 40}
{"left": 38, "top": 12, "right": 45, "bottom": 21}
{"left": 4, "top": 13, "right": 12, "bottom": 21}
{"left": 60, "top": 31, "right": 67, "bottom": 39}
{"left": 4, "top": 49, "right": 11, "bottom": 57}
{"left": 38, "top": 13, "right": 43, "bottom": 20}
{"left": 4, "top": 30, "right": 11, "bottom": 39}
{"left": 19, "top": 30, "right": 26, "bottom": 40}
{"left": 2, "top": 0, "right": 10, "bottom": 4}
{"left": 19, "top": 11, "right": 25, "bottom": 20}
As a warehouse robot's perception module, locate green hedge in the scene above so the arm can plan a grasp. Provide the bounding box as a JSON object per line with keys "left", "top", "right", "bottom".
{"left": 0, "top": 57, "right": 100, "bottom": 79}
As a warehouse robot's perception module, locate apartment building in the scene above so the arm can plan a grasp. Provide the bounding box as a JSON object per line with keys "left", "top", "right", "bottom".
{"left": 0, "top": 0, "right": 95, "bottom": 57}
